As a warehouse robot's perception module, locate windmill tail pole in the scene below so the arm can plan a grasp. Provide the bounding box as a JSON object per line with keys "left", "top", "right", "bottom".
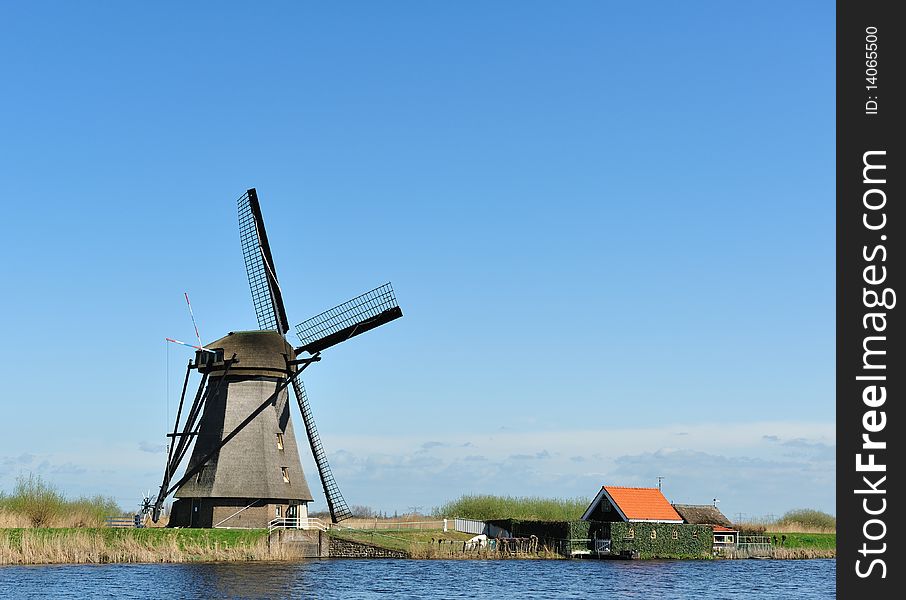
{"left": 184, "top": 292, "right": 204, "bottom": 349}
{"left": 166, "top": 337, "right": 216, "bottom": 354}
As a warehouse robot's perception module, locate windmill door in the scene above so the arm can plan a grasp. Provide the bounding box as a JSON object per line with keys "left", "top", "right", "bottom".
{"left": 190, "top": 499, "right": 200, "bottom": 528}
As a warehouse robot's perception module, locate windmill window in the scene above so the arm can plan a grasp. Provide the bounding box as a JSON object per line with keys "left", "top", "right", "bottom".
{"left": 672, "top": 530, "right": 679, "bottom": 540}
{"left": 276, "top": 433, "right": 284, "bottom": 450}
{"left": 196, "top": 467, "right": 204, "bottom": 483}
{"left": 650, "top": 529, "right": 657, "bottom": 540}
{"left": 275, "top": 506, "right": 281, "bottom": 518}
{"left": 281, "top": 467, "right": 290, "bottom": 483}
{"left": 625, "top": 527, "right": 635, "bottom": 539}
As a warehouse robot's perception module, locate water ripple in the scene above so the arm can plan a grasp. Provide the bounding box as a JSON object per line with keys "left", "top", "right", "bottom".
{"left": 0, "top": 559, "right": 835, "bottom": 599}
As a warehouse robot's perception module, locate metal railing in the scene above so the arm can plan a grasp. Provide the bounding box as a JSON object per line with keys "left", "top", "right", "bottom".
{"left": 268, "top": 517, "right": 329, "bottom": 534}
{"left": 735, "top": 535, "right": 773, "bottom": 558}
{"left": 105, "top": 515, "right": 141, "bottom": 528}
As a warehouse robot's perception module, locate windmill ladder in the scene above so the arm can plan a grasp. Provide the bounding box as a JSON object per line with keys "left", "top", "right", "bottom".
{"left": 291, "top": 377, "right": 353, "bottom": 522}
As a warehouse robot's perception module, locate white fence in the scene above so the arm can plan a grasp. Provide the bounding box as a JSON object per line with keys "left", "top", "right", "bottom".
{"left": 454, "top": 518, "right": 488, "bottom": 535}
{"left": 453, "top": 518, "right": 515, "bottom": 538}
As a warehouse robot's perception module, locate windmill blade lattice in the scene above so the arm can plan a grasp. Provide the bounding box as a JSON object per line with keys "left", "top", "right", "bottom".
{"left": 295, "top": 283, "right": 402, "bottom": 354}
{"left": 290, "top": 377, "right": 353, "bottom": 523}
{"left": 238, "top": 189, "right": 289, "bottom": 334}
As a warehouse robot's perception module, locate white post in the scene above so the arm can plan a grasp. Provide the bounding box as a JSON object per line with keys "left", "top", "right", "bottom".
{"left": 443, "top": 518, "right": 448, "bottom": 532}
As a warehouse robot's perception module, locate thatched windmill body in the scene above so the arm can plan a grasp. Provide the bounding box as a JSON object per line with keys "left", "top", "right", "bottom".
{"left": 154, "top": 189, "right": 402, "bottom": 528}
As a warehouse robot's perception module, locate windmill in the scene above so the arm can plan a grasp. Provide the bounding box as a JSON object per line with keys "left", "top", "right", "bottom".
{"left": 152, "top": 188, "right": 402, "bottom": 527}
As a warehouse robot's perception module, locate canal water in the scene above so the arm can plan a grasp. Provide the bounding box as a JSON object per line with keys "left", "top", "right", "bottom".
{"left": 0, "top": 558, "right": 834, "bottom": 599}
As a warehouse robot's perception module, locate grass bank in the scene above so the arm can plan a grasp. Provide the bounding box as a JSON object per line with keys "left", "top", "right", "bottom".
{"left": 330, "top": 526, "right": 837, "bottom": 561}
{"left": 329, "top": 527, "right": 563, "bottom": 559}
{"left": 329, "top": 527, "right": 467, "bottom": 553}
{"left": 765, "top": 532, "right": 836, "bottom": 559}
{"left": 0, "top": 528, "right": 270, "bottom": 565}
{"left": 0, "top": 526, "right": 837, "bottom": 564}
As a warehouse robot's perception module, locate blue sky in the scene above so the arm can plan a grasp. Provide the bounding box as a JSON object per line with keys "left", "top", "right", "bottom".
{"left": 0, "top": 2, "right": 834, "bottom": 519}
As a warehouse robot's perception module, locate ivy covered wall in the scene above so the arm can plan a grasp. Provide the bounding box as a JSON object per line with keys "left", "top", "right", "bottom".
{"left": 609, "top": 522, "right": 712, "bottom": 557}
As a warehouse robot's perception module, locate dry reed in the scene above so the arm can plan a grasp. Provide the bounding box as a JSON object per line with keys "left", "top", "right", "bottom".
{"left": 407, "top": 542, "right": 562, "bottom": 560}
{"left": 735, "top": 521, "right": 837, "bottom": 534}
{"left": 770, "top": 547, "right": 836, "bottom": 559}
{"left": 0, "top": 530, "right": 276, "bottom": 565}
{"left": 0, "top": 508, "right": 121, "bottom": 529}
{"left": 763, "top": 522, "right": 836, "bottom": 534}
{"left": 0, "top": 474, "right": 123, "bottom": 528}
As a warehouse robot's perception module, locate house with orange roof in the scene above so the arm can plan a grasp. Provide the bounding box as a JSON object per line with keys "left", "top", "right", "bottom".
{"left": 581, "top": 486, "right": 685, "bottom": 523}
{"left": 580, "top": 486, "right": 716, "bottom": 557}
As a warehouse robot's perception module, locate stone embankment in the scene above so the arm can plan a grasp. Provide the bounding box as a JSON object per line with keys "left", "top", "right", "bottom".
{"left": 268, "top": 529, "right": 409, "bottom": 558}
{"left": 328, "top": 537, "right": 408, "bottom": 558}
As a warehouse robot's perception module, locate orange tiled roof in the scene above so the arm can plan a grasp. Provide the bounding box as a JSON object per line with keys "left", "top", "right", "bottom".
{"left": 603, "top": 486, "right": 683, "bottom": 522}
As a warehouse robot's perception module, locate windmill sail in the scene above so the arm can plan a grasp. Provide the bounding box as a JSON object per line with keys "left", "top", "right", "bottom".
{"left": 295, "top": 283, "right": 402, "bottom": 354}
{"left": 238, "top": 188, "right": 290, "bottom": 334}
{"left": 290, "top": 377, "right": 353, "bottom": 523}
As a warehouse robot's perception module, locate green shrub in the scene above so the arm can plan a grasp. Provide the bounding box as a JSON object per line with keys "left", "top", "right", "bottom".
{"left": 2, "top": 474, "right": 66, "bottom": 527}
{"left": 776, "top": 509, "right": 836, "bottom": 531}
{"left": 0, "top": 474, "right": 125, "bottom": 528}
{"left": 433, "top": 495, "right": 590, "bottom": 521}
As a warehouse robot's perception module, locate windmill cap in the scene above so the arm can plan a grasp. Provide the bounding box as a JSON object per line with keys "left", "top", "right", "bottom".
{"left": 201, "top": 330, "right": 294, "bottom": 378}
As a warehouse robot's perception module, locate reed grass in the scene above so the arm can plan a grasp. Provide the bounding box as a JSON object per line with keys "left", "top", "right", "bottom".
{"left": 765, "top": 532, "right": 836, "bottom": 550}
{"left": 769, "top": 547, "right": 836, "bottom": 559}
{"left": 736, "top": 522, "right": 836, "bottom": 535}
{"left": 0, "top": 528, "right": 272, "bottom": 565}
{"left": 0, "top": 474, "right": 123, "bottom": 528}
{"left": 408, "top": 542, "right": 563, "bottom": 560}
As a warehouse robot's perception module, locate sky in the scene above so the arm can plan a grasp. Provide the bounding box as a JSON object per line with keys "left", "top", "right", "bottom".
{"left": 0, "top": 2, "right": 835, "bottom": 520}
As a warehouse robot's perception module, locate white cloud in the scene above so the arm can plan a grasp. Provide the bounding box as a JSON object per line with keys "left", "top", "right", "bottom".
{"left": 319, "top": 421, "right": 835, "bottom": 515}
{"left": 139, "top": 441, "right": 167, "bottom": 454}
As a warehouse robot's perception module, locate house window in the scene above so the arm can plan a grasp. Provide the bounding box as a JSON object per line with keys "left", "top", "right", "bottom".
{"left": 276, "top": 433, "right": 284, "bottom": 450}
{"left": 281, "top": 467, "right": 290, "bottom": 483}
{"left": 601, "top": 498, "right": 611, "bottom": 512}
{"left": 275, "top": 506, "right": 282, "bottom": 517}
{"left": 625, "top": 527, "right": 635, "bottom": 539}
{"left": 714, "top": 534, "right": 734, "bottom": 545}
{"left": 672, "top": 530, "right": 679, "bottom": 540}
{"left": 650, "top": 529, "right": 657, "bottom": 540}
